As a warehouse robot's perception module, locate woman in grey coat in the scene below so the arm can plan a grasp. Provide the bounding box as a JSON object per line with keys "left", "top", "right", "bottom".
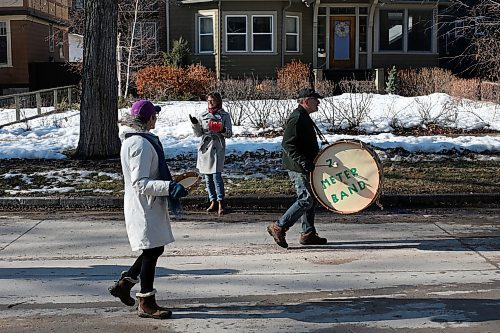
{"left": 189, "top": 92, "right": 233, "bottom": 215}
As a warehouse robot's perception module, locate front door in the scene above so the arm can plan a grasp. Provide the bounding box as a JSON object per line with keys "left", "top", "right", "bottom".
{"left": 330, "top": 16, "right": 355, "bottom": 68}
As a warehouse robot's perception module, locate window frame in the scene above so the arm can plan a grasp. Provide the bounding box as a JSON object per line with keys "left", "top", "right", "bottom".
{"left": 223, "top": 11, "right": 277, "bottom": 55}
{"left": 134, "top": 21, "right": 158, "bottom": 56}
{"left": 225, "top": 15, "right": 248, "bottom": 53}
{"left": 0, "top": 20, "right": 12, "bottom": 67}
{"left": 251, "top": 14, "right": 273, "bottom": 52}
{"left": 376, "top": 7, "right": 436, "bottom": 54}
{"left": 285, "top": 15, "right": 300, "bottom": 53}
{"left": 198, "top": 15, "right": 215, "bottom": 54}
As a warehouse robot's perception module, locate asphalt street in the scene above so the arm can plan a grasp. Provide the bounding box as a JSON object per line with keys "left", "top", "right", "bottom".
{"left": 0, "top": 208, "right": 499, "bottom": 332}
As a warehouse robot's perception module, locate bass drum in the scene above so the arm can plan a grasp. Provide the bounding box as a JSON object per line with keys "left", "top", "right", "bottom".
{"left": 174, "top": 171, "right": 201, "bottom": 191}
{"left": 310, "top": 139, "right": 383, "bottom": 214}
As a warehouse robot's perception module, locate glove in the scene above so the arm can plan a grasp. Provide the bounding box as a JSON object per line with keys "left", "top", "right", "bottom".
{"left": 189, "top": 114, "right": 198, "bottom": 124}
{"left": 169, "top": 181, "right": 188, "bottom": 199}
{"left": 208, "top": 120, "right": 224, "bottom": 132}
{"left": 300, "top": 160, "right": 315, "bottom": 173}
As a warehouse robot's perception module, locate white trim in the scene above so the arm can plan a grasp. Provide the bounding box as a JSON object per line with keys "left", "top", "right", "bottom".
{"left": 196, "top": 13, "right": 215, "bottom": 54}
{"left": 225, "top": 14, "right": 247, "bottom": 53}
{"left": 251, "top": 14, "right": 273, "bottom": 53}
{"left": 284, "top": 14, "right": 300, "bottom": 53}
{"left": 0, "top": 20, "right": 12, "bottom": 67}
{"left": 223, "top": 11, "right": 277, "bottom": 55}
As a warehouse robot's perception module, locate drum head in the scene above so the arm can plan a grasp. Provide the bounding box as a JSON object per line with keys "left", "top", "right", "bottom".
{"left": 174, "top": 172, "right": 201, "bottom": 190}
{"left": 310, "top": 140, "right": 383, "bottom": 214}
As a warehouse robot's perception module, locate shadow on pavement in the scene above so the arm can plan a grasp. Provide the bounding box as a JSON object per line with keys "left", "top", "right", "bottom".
{"left": 287, "top": 236, "right": 500, "bottom": 251}
{"left": 173, "top": 297, "right": 500, "bottom": 324}
{"left": 0, "top": 265, "right": 239, "bottom": 280}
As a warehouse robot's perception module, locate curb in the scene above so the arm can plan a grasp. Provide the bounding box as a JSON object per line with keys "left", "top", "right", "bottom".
{"left": 0, "top": 193, "right": 498, "bottom": 210}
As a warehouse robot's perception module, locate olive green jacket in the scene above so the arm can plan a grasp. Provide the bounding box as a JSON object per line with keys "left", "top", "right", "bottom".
{"left": 281, "top": 105, "right": 319, "bottom": 173}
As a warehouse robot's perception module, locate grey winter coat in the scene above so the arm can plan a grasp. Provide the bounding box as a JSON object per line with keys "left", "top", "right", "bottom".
{"left": 191, "top": 108, "right": 233, "bottom": 174}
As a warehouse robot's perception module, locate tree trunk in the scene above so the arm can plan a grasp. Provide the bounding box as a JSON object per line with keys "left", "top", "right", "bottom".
{"left": 75, "top": 0, "right": 120, "bottom": 159}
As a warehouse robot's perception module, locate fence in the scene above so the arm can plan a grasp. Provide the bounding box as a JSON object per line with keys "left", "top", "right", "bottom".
{"left": 0, "top": 85, "right": 79, "bottom": 128}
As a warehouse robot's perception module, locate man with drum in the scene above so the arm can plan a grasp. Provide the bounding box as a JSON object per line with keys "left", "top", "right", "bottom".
{"left": 267, "top": 88, "right": 328, "bottom": 248}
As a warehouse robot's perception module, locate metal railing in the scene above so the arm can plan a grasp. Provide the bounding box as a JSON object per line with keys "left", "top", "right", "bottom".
{"left": 0, "top": 85, "right": 80, "bottom": 128}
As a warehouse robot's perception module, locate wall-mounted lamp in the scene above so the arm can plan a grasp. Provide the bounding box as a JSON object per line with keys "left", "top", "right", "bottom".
{"left": 302, "top": 0, "right": 310, "bottom": 8}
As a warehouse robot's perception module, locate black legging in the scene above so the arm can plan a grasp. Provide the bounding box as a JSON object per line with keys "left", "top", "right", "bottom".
{"left": 126, "top": 246, "right": 164, "bottom": 293}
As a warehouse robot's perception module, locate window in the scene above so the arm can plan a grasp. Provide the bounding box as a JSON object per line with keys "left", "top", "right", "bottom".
{"left": 359, "top": 16, "right": 367, "bottom": 52}
{"left": 226, "top": 16, "right": 247, "bottom": 52}
{"left": 134, "top": 22, "right": 158, "bottom": 55}
{"left": 198, "top": 16, "right": 214, "bottom": 53}
{"left": 0, "top": 22, "right": 7, "bottom": 65}
{"left": 379, "top": 10, "right": 404, "bottom": 51}
{"left": 408, "top": 10, "right": 432, "bottom": 51}
{"left": 379, "top": 9, "right": 434, "bottom": 53}
{"left": 285, "top": 15, "right": 299, "bottom": 52}
{"left": 252, "top": 15, "right": 273, "bottom": 52}
{"left": 224, "top": 13, "right": 276, "bottom": 54}
{"left": 454, "top": 20, "right": 464, "bottom": 38}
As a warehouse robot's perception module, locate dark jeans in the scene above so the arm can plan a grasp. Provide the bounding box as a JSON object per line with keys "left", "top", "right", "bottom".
{"left": 126, "top": 246, "right": 164, "bottom": 293}
{"left": 276, "top": 171, "right": 316, "bottom": 234}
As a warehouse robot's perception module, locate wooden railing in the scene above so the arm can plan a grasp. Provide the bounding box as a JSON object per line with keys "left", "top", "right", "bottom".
{"left": 0, "top": 85, "right": 79, "bottom": 128}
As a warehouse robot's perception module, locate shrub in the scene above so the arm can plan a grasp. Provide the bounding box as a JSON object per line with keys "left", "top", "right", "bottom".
{"left": 397, "top": 67, "right": 455, "bottom": 97}
{"left": 184, "top": 64, "right": 217, "bottom": 99}
{"left": 385, "top": 65, "right": 397, "bottom": 95}
{"left": 136, "top": 64, "right": 215, "bottom": 100}
{"left": 449, "top": 78, "right": 481, "bottom": 101}
{"left": 163, "top": 37, "right": 190, "bottom": 68}
{"left": 276, "top": 60, "right": 311, "bottom": 98}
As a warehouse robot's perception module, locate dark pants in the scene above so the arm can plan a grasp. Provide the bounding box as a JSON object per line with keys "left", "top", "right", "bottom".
{"left": 126, "top": 246, "right": 164, "bottom": 293}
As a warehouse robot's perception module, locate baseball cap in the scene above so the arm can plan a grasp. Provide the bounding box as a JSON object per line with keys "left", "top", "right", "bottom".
{"left": 130, "top": 100, "right": 161, "bottom": 120}
{"left": 297, "top": 88, "right": 323, "bottom": 99}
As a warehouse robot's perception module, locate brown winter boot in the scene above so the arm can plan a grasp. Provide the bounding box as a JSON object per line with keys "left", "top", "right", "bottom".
{"left": 267, "top": 223, "right": 289, "bottom": 248}
{"left": 136, "top": 289, "right": 172, "bottom": 319}
{"left": 206, "top": 200, "right": 218, "bottom": 213}
{"left": 108, "top": 271, "right": 139, "bottom": 306}
{"left": 299, "top": 232, "right": 328, "bottom": 245}
{"left": 218, "top": 200, "right": 225, "bottom": 215}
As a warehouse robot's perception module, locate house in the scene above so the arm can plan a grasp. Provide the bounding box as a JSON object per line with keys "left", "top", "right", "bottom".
{"left": 168, "top": 0, "right": 449, "bottom": 80}
{"left": 0, "top": 0, "right": 71, "bottom": 94}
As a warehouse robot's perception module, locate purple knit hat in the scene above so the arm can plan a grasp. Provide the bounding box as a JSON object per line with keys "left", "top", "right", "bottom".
{"left": 130, "top": 100, "right": 161, "bottom": 120}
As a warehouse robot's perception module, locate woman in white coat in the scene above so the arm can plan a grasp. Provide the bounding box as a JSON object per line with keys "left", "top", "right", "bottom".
{"left": 109, "top": 99, "right": 187, "bottom": 320}
{"left": 189, "top": 92, "right": 233, "bottom": 215}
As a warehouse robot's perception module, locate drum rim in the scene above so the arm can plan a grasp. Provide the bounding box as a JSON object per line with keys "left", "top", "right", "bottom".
{"left": 309, "top": 139, "right": 384, "bottom": 214}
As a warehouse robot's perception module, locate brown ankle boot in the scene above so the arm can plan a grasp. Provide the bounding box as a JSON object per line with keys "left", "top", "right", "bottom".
{"left": 136, "top": 289, "right": 172, "bottom": 319}
{"left": 267, "top": 223, "right": 289, "bottom": 248}
{"left": 206, "top": 200, "right": 218, "bottom": 213}
{"left": 300, "top": 232, "right": 328, "bottom": 245}
{"left": 108, "top": 271, "right": 138, "bottom": 306}
{"left": 218, "top": 200, "right": 225, "bottom": 215}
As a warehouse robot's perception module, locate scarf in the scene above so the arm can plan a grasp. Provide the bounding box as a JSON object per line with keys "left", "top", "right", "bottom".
{"left": 208, "top": 106, "right": 219, "bottom": 114}
{"left": 124, "top": 132, "right": 183, "bottom": 216}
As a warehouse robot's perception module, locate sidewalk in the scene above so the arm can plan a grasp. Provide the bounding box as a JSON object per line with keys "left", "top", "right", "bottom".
{"left": 0, "top": 192, "right": 499, "bottom": 210}
{"left": 0, "top": 209, "right": 499, "bottom": 332}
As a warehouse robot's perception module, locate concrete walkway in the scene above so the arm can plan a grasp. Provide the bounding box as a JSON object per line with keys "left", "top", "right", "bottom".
{"left": 0, "top": 208, "right": 499, "bottom": 332}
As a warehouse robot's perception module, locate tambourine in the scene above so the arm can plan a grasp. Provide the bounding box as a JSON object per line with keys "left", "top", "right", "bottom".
{"left": 174, "top": 171, "right": 201, "bottom": 191}
{"left": 310, "top": 139, "right": 383, "bottom": 214}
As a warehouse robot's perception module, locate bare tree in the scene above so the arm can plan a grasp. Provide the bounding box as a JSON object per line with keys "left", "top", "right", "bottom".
{"left": 447, "top": 0, "right": 500, "bottom": 81}
{"left": 118, "top": 0, "right": 162, "bottom": 97}
{"left": 75, "top": 0, "right": 120, "bottom": 159}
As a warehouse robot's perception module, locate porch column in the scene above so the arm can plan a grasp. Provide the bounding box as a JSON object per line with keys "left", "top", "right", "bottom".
{"left": 312, "top": 0, "right": 321, "bottom": 69}
{"left": 367, "top": 0, "right": 378, "bottom": 69}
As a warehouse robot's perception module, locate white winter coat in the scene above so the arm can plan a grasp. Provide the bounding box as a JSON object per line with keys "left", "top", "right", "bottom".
{"left": 192, "top": 108, "right": 233, "bottom": 174}
{"left": 119, "top": 127, "right": 174, "bottom": 251}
